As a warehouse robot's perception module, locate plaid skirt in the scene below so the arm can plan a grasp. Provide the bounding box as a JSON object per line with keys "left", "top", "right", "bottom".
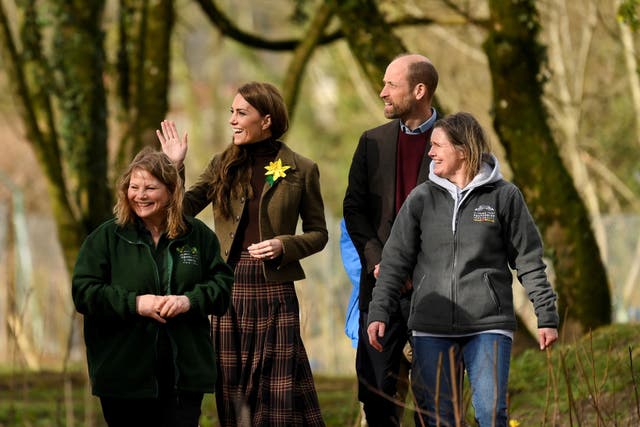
{"left": 213, "top": 251, "right": 325, "bottom": 427}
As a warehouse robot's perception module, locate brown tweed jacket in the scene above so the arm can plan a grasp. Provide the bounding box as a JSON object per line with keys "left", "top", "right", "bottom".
{"left": 183, "top": 142, "right": 328, "bottom": 283}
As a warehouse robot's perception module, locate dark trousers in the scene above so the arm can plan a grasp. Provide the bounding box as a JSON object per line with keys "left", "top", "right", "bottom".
{"left": 356, "top": 304, "right": 411, "bottom": 427}
{"left": 100, "top": 392, "right": 204, "bottom": 427}
{"left": 100, "top": 328, "right": 204, "bottom": 427}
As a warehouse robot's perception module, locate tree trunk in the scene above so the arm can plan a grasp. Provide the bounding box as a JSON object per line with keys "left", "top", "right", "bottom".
{"left": 334, "top": 0, "right": 407, "bottom": 94}
{"left": 115, "top": 0, "right": 174, "bottom": 171}
{"left": 483, "top": 0, "right": 611, "bottom": 336}
{"left": 50, "top": 0, "right": 111, "bottom": 266}
{"left": 334, "top": 0, "right": 446, "bottom": 119}
{"left": 282, "top": 1, "right": 336, "bottom": 120}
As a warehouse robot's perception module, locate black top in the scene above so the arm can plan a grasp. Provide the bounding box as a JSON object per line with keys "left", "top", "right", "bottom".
{"left": 229, "top": 139, "right": 281, "bottom": 262}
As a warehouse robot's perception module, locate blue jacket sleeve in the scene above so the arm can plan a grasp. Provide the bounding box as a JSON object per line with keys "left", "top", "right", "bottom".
{"left": 340, "top": 218, "right": 361, "bottom": 347}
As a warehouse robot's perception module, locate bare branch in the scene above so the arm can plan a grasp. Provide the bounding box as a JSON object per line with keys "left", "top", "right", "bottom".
{"left": 193, "top": 0, "right": 476, "bottom": 51}
{"left": 0, "top": 1, "right": 46, "bottom": 152}
{"left": 193, "top": 0, "right": 341, "bottom": 50}
{"left": 582, "top": 152, "right": 640, "bottom": 209}
{"left": 440, "top": 0, "right": 491, "bottom": 29}
{"left": 0, "top": 1, "right": 77, "bottom": 230}
{"left": 282, "top": 1, "right": 336, "bottom": 120}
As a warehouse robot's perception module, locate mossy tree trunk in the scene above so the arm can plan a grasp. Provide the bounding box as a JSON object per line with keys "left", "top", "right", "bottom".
{"left": 282, "top": 0, "right": 336, "bottom": 121}
{"left": 333, "top": 0, "right": 446, "bottom": 118}
{"left": 0, "top": 0, "right": 173, "bottom": 274}
{"left": 50, "top": 0, "right": 112, "bottom": 268}
{"left": 114, "top": 0, "right": 174, "bottom": 172}
{"left": 0, "top": 0, "right": 108, "bottom": 271}
{"left": 483, "top": 0, "right": 611, "bottom": 335}
{"left": 334, "top": 0, "right": 407, "bottom": 94}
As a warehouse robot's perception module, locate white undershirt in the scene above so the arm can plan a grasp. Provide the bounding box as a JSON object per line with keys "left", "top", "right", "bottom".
{"left": 413, "top": 329, "right": 514, "bottom": 340}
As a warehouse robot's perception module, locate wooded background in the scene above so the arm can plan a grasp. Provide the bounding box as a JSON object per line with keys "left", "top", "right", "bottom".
{"left": 0, "top": 0, "right": 639, "bottom": 375}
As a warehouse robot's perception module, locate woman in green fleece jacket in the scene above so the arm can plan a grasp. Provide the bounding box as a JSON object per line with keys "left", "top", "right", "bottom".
{"left": 72, "top": 148, "right": 234, "bottom": 427}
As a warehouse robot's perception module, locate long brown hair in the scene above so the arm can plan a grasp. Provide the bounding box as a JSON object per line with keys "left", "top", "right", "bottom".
{"left": 113, "top": 147, "right": 187, "bottom": 238}
{"left": 209, "top": 82, "right": 289, "bottom": 219}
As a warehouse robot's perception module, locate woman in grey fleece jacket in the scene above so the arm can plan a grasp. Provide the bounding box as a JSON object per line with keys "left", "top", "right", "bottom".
{"left": 367, "top": 112, "right": 559, "bottom": 427}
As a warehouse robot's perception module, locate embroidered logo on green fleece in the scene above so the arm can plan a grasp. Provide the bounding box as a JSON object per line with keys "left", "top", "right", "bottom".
{"left": 176, "top": 245, "right": 200, "bottom": 265}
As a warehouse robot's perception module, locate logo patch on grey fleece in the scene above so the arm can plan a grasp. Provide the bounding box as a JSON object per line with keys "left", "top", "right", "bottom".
{"left": 473, "top": 205, "right": 496, "bottom": 223}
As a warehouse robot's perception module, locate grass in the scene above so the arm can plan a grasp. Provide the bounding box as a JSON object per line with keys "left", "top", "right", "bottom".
{"left": 0, "top": 371, "right": 360, "bottom": 427}
{"left": 1, "top": 323, "right": 639, "bottom": 426}
{"left": 507, "top": 323, "right": 640, "bottom": 425}
{"left": 197, "top": 376, "right": 360, "bottom": 426}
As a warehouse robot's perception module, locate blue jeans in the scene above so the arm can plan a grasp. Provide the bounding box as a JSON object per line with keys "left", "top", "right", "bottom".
{"left": 412, "top": 333, "right": 512, "bottom": 427}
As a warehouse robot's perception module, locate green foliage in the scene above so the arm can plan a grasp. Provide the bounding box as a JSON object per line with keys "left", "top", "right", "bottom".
{"left": 509, "top": 323, "right": 640, "bottom": 424}
{"left": 618, "top": 0, "right": 640, "bottom": 31}
{"left": 0, "top": 370, "right": 94, "bottom": 426}
{"left": 290, "top": 0, "right": 313, "bottom": 24}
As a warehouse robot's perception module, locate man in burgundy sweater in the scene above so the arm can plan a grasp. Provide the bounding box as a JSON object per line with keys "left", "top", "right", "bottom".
{"left": 343, "top": 53, "right": 439, "bottom": 427}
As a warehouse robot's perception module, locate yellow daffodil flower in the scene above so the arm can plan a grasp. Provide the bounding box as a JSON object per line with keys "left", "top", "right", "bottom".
{"left": 264, "top": 158, "right": 291, "bottom": 185}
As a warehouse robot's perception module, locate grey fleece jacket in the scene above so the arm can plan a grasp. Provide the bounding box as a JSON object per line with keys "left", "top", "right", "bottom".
{"left": 368, "top": 154, "right": 559, "bottom": 334}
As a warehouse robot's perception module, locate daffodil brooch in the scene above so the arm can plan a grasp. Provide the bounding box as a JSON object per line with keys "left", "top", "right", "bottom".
{"left": 264, "top": 159, "right": 291, "bottom": 186}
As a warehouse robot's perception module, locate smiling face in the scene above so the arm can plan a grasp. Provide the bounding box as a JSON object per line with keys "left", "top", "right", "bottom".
{"left": 379, "top": 58, "right": 416, "bottom": 121}
{"left": 429, "top": 127, "right": 468, "bottom": 186}
{"left": 228, "top": 93, "right": 272, "bottom": 145}
{"left": 127, "top": 168, "right": 170, "bottom": 226}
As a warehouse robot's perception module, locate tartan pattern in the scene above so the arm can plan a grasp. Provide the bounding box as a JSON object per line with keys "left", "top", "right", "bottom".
{"left": 214, "top": 252, "right": 325, "bottom": 427}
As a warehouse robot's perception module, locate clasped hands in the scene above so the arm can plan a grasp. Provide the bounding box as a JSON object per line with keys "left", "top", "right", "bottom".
{"left": 136, "top": 294, "right": 191, "bottom": 323}
{"left": 248, "top": 238, "right": 283, "bottom": 261}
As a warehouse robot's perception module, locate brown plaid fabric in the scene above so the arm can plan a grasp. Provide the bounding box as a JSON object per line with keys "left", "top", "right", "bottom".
{"left": 213, "top": 252, "right": 325, "bottom": 427}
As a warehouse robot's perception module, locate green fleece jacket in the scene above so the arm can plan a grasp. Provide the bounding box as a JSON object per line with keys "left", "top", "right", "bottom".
{"left": 72, "top": 216, "right": 233, "bottom": 398}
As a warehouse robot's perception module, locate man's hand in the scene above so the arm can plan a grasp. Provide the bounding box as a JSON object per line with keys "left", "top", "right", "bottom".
{"left": 373, "top": 263, "right": 380, "bottom": 279}
{"left": 400, "top": 278, "right": 413, "bottom": 295}
{"left": 374, "top": 265, "right": 412, "bottom": 294}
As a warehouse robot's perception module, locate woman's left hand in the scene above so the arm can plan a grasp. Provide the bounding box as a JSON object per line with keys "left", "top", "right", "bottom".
{"left": 538, "top": 327, "right": 558, "bottom": 350}
{"left": 247, "top": 239, "right": 283, "bottom": 260}
{"left": 157, "top": 295, "right": 191, "bottom": 318}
